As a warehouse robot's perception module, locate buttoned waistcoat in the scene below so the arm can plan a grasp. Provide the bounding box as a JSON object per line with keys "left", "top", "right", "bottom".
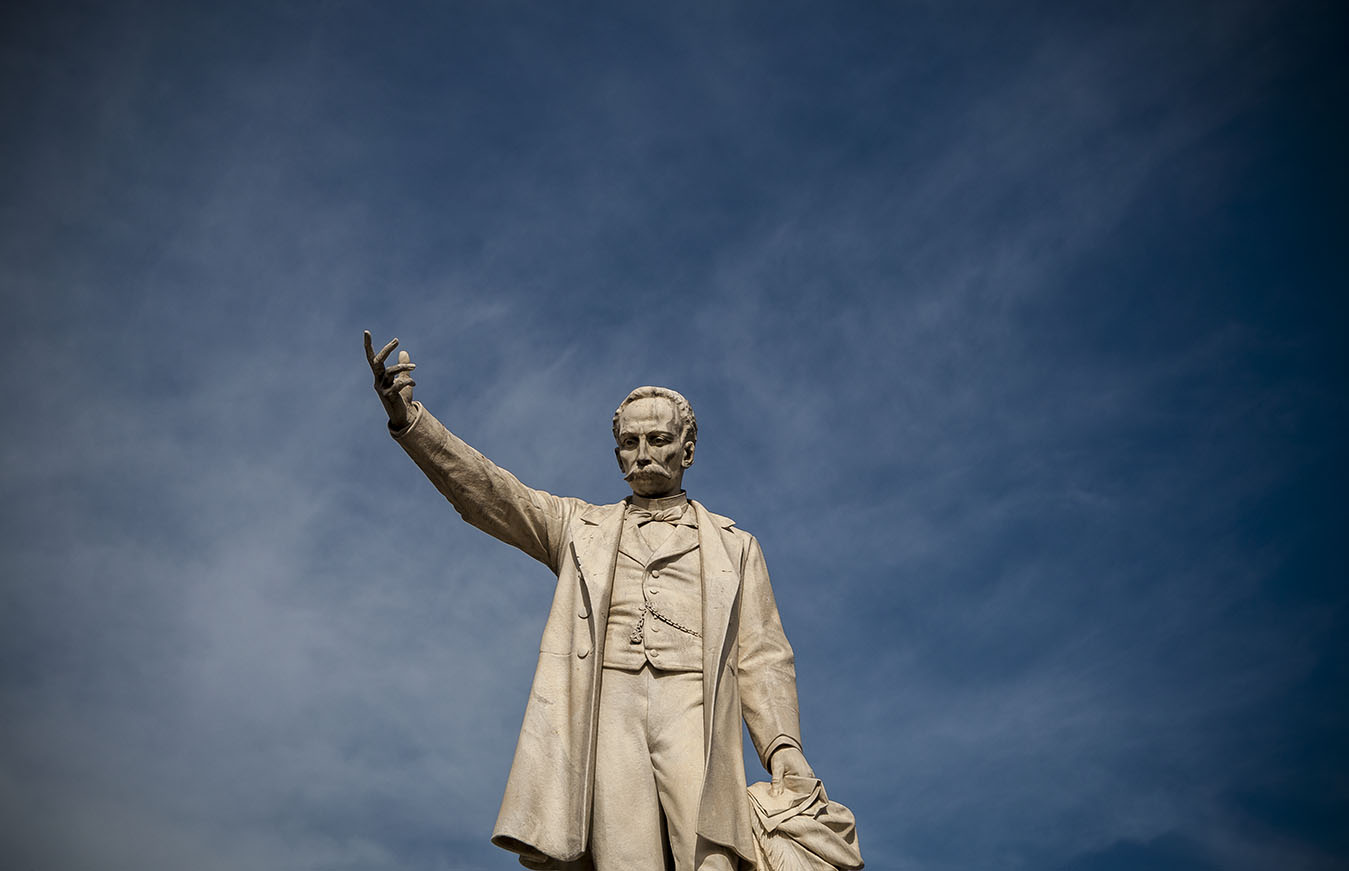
{"left": 393, "top": 403, "right": 803, "bottom": 869}
{"left": 605, "top": 512, "right": 704, "bottom": 672}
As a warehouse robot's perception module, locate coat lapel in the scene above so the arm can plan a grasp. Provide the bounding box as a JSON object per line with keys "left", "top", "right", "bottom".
{"left": 570, "top": 503, "right": 625, "bottom": 633}
{"left": 691, "top": 500, "right": 741, "bottom": 749}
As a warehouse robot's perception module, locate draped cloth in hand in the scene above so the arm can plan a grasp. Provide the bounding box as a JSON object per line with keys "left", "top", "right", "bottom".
{"left": 747, "top": 776, "right": 863, "bottom": 871}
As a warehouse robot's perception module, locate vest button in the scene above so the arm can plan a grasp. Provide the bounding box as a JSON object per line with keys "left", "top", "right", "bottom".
{"left": 650, "top": 588, "right": 660, "bottom": 595}
{"left": 651, "top": 625, "right": 661, "bottom": 634}
{"left": 650, "top": 570, "right": 661, "bottom": 578}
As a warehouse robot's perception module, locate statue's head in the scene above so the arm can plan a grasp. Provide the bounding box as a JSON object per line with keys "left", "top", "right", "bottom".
{"left": 612, "top": 386, "right": 697, "bottom": 498}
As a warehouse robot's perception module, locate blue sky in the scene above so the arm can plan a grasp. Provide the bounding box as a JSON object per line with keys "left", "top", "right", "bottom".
{"left": 1, "top": 2, "right": 1345, "bottom": 869}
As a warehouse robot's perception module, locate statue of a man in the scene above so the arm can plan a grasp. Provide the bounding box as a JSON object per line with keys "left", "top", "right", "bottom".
{"left": 365, "top": 332, "right": 815, "bottom": 871}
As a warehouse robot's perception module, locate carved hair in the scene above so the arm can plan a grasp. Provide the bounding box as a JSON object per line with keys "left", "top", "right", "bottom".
{"left": 612, "top": 386, "right": 698, "bottom": 447}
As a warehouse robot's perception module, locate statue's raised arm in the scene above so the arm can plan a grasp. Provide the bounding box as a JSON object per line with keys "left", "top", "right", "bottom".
{"left": 363, "top": 330, "right": 578, "bottom": 572}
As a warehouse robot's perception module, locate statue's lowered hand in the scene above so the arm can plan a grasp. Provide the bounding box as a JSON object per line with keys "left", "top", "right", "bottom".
{"left": 364, "top": 330, "right": 416, "bottom": 430}
{"left": 770, "top": 746, "right": 816, "bottom": 797}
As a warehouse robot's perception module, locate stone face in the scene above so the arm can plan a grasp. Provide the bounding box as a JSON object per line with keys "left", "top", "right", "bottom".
{"left": 364, "top": 335, "right": 849, "bottom": 871}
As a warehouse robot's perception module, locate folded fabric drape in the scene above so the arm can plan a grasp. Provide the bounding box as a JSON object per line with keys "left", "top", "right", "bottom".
{"left": 746, "top": 776, "right": 864, "bottom": 871}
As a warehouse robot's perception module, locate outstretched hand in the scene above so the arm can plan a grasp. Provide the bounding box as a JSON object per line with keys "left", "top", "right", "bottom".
{"left": 364, "top": 330, "right": 417, "bottom": 430}
{"left": 770, "top": 746, "right": 816, "bottom": 796}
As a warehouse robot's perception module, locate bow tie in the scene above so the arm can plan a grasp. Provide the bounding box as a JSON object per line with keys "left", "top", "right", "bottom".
{"left": 628, "top": 505, "right": 690, "bottom": 526}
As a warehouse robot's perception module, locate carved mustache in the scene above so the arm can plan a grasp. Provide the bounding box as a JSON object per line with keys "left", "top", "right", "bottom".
{"left": 623, "top": 464, "right": 674, "bottom": 482}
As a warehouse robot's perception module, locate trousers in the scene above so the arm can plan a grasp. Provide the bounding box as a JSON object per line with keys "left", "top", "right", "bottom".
{"left": 591, "top": 665, "right": 738, "bottom": 871}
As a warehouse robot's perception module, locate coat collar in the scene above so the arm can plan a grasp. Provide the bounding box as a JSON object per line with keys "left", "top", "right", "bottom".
{"left": 692, "top": 500, "right": 736, "bottom": 532}
{"left": 579, "top": 502, "right": 622, "bottom": 526}
{"left": 579, "top": 498, "right": 736, "bottom": 531}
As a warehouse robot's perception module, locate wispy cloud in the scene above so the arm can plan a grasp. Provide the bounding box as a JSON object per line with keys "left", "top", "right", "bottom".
{"left": 1, "top": 2, "right": 1343, "bottom": 870}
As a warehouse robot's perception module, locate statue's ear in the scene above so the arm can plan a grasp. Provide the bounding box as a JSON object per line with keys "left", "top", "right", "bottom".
{"left": 615, "top": 445, "right": 625, "bottom": 470}
{"left": 682, "top": 442, "right": 696, "bottom": 468}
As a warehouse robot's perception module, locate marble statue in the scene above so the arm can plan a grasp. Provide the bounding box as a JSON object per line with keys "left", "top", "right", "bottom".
{"left": 364, "top": 332, "right": 843, "bottom": 871}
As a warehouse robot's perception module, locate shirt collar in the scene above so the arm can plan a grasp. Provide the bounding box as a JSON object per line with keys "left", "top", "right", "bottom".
{"left": 627, "top": 491, "right": 689, "bottom": 513}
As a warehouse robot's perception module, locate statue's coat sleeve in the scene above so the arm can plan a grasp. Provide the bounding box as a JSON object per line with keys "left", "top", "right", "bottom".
{"left": 737, "top": 534, "right": 804, "bottom": 768}
{"left": 391, "top": 401, "right": 587, "bottom": 572}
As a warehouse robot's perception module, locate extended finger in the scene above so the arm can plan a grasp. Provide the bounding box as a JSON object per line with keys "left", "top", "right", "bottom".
{"left": 395, "top": 352, "right": 414, "bottom": 395}
{"left": 379, "top": 366, "right": 414, "bottom": 389}
{"left": 372, "top": 337, "right": 399, "bottom": 367}
{"left": 363, "top": 330, "right": 375, "bottom": 363}
{"left": 383, "top": 362, "right": 416, "bottom": 378}
{"left": 380, "top": 377, "right": 416, "bottom": 395}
